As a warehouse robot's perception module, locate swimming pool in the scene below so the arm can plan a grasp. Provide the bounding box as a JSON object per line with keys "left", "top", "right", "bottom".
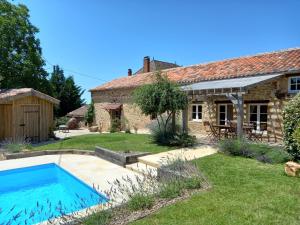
{"left": 0, "top": 163, "right": 108, "bottom": 225}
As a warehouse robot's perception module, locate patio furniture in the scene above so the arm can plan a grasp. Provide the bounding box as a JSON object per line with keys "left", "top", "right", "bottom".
{"left": 227, "top": 121, "right": 237, "bottom": 138}
{"left": 204, "top": 121, "right": 222, "bottom": 142}
{"left": 58, "top": 125, "right": 69, "bottom": 133}
{"left": 203, "top": 121, "right": 215, "bottom": 141}
{"left": 212, "top": 124, "right": 230, "bottom": 139}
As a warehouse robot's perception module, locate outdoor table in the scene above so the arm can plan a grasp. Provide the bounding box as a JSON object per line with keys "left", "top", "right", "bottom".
{"left": 213, "top": 125, "right": 231, "bottom": 138}
{"left": 58, "top": 125, "right": 69, "bottom": 133}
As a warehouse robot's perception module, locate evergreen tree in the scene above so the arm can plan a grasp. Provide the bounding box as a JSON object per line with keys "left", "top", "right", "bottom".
{"left": 49, "top": 65, "right": 84, "bottom": 117}
{"left": 0, "top": 0, "right": 51, "bottom": 94}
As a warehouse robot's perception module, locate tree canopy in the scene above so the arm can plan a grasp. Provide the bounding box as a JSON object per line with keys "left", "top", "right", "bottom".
{"left": 50, "top": 65, "right": 84, "bottom": 117}
{"left": 134, "top": 72, "right": 188, "bottom": 132}
{"left": 0, "top": 0, "right": 85, "bottom": 118}
{"left": 0, "top": 0, "right": 51, "bottom": 94}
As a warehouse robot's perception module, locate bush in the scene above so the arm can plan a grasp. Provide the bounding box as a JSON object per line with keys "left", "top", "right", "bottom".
{"left": 283, "top": 93, "right": 300, "bottom": 160}
{"left": 55, "top": 116, "right": 69, "bottom": 128}
{"left": 110, "top": 119, "right": 121, "bottom": 133}
{"left": 292, "top": 124, "right": 300, "bottom": 151}
{"left": 1, "top": 141, "right": 32, "bottom": 153}
{"left": 219, "top": 138, "right": 254, "bottom": 158}
{"left": 183, "top": 177, "right": 203, "bottom": 190}
{"left": 219, "top": 139, "right": 292, "bottom": 164}
{"left": 125, "top": 127, "right": 131, "bottom": 134}
{"left": 127, "top": 193, "right": 155, "bottom": 211}
{"left": 83, "top": 210, "right": 112, "bottom": 225}
{"left": 150, "top": 120, "right": 196, "bottom": 147}
{"left": 159, "top": 180, "right": 183, "bottom": 199}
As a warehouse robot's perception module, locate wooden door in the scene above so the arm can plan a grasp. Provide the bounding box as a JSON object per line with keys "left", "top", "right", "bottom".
{"left": 22, "top": 105, "right": 40, "bottom": 143}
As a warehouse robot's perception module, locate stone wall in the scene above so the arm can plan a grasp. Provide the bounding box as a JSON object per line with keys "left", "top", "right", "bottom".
{"left": 92, "top": 88, "right": 153, "bottom": 132}
{"left": 92, "top": 75, "right": 297, "bottom": 142}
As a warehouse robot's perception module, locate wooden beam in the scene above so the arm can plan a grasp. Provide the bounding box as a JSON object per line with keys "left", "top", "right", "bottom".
{"left": 226, "top": 92, "right": 244, "bottom": 138}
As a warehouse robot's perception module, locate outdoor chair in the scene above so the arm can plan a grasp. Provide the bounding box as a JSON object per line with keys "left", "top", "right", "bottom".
{"left": 227, "top": 121, "right": 237, "bottom": 139}
{"left": 207, "top": 121, "right": 221, "bottom": 142}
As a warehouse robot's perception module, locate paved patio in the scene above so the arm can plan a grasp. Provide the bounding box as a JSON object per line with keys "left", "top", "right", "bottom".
{"left": 0, "top": 154, "right": 139, "bottom": 195}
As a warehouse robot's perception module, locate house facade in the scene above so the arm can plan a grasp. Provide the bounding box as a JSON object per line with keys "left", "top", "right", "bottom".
{"left": 91, "top": 48, "right": 300, "bottom": 142}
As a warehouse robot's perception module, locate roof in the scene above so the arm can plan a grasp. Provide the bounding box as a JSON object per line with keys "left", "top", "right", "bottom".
{"left": 101, "top": 103, "right": 122, "bottom": 110}
{"left": 90, "top": 48, "right": 300, "bottom": 92}
{"left": 66, "top": 105, "right": 88, "bottom": 117}
{"left": 0, "top": 88, "right": 60, "bottom": 104}
{"left": 182, "top": 73, "right": 284, "bottom": 92}
{"left": 134, "top": 59, "right": 179, "bottom": 75}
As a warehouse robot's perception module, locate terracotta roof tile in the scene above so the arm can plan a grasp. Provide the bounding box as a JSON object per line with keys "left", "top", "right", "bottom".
{"left": 91, "top": 48, "right": 300, "bottom": 91}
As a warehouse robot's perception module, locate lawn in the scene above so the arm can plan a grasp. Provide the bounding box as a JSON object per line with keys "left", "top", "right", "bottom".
{"left": 34, "top": 133, "right": 175, "bottom": 153}
{"left": 131, "top": 154, "right": 300, "bottom": 225}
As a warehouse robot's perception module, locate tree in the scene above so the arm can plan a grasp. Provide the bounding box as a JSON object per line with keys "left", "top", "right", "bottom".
{"left": 0, "top": 0, "right": 51, "bottom": 94}
{"left": 85, "top": 101, "right": 95, "bottom": 126}
{"left": 49, "top": 65, "right": 84, "bottom": 117}
{"left": 134, "top": 72, "right": 188, "bottom": 134}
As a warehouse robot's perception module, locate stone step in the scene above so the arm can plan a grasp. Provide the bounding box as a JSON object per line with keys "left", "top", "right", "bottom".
{"left": 138, "top": 157, "right": 161, "bottom": 168}
{"left": 126, "top": 162, "right": 157, "bottom": 176}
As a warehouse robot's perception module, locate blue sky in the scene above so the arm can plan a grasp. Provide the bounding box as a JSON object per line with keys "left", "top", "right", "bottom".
{"left": 14, "top": 0, "right": 300, "bottom": 102}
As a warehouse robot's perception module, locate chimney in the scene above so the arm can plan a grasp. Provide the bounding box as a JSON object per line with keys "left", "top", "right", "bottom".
{"left": 128, "top": 68, "right": 132, "bottom": 76}
{"left": 143, "top": 56, "right": 150, "bottom": 73}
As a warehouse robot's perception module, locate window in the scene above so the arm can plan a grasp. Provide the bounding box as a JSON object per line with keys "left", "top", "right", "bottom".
{"left": 218, "top": 104, "right": 233, "bottom": 125}
{"left": 288, "top": 76, "right": 300, "bottom": 93}
{"left": 249, "top": 104, "right": 268, "bottom": 131}
{"left": 192, "top": 104, "right": 202, "bottom": 121}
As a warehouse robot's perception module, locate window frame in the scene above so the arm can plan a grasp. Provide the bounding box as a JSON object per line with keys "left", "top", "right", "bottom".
{"left": 288, "top": 76, "right": 300, "bottom": 93}
{"left": 248, "top": 104, "right": 268, "bottom": 131}
{"left": 218, "top": 104, "right": 233, "bottom": 125}
{"left": 191, "top": 104, "right": 203, "bottom": 122}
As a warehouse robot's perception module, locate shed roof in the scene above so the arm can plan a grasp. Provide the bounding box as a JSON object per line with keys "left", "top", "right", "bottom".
{"left": 91, "top": 47, "right": 300, "bottom": 91}
{"left": 66, "top": 105, "right": 88, "bottom": 117}
{"left": 0, "top": 88, "right": 60, "bottom": 104}
{"left": 181, "top": 73, "right": 284, "bottom": 92}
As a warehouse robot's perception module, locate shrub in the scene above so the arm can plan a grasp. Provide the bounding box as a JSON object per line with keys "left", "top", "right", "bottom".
{"left": 170, "top": 133, "right": 197, "bottom": 147}
{"left": 149, "top": 120, "right": 196, "bottom": 147}
{"left": 219, "top": 139, "right": 292, "bottom": 164}
{"left": 183, "top": 177, "right": 203, "bottom": 189}
{"left": 125, "top": 127, "right": 131, "bottom": 134}
{"left": 292, "top": 124, "right": 300, "bottom": 151}
{"left": 110, "top": 119, "right": 121, "bottom": 133}
{"left": 55, "top": 116, "right": 69, "bottom": 128}
{"left": 283, "top": 93, "right": 300, "bottom": 160}
{"left": 159, "top": 180, "right": 183, "bottom": 199}
{"left": 219, "top": 138, "right": 254, "bottom": 158}
{"left": 83, "top": 210, "right": 112, "bottom": 225}
{"left": 1, "top": 141, "right": 32, "bottom": 153}
{"left": 127, "top": 193, "right": 155, "bottom": 211}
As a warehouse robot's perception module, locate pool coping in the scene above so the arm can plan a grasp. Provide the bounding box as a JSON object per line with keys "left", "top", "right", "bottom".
{"left": 2, "top": 149, "right": 95, "bottom": 160}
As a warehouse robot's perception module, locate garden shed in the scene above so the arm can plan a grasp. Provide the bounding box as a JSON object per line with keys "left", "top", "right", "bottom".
{"left": 0, "top": 88, "right": 59, "bottom": 143}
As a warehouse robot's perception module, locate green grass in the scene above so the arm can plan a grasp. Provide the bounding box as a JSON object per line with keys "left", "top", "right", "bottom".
{"left": 34, "top": 133, "right": 174, "bottom": 153}
{"left": 131, "top": 154, "right": 300, "bottom": 225}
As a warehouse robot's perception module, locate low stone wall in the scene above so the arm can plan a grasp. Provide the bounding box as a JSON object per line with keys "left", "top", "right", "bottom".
{"left": 4, "top": 149, "right": 95, "bottom": 160}
{"left": 95, "top": 146, "right": 150, "bottom": 167}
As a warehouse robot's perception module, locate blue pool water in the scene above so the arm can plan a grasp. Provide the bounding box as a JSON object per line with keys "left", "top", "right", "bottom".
{"left": 0, "top": 163, "right": 107, "bottom": 225}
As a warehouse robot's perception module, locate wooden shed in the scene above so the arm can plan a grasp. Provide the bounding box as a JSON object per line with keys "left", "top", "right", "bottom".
{"left": 0, "top": 88, "right": 59, "bottom": 143}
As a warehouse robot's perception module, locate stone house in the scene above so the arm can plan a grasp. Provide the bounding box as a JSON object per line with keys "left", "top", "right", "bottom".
{"left": 90, "top": 48, "right": 300, "bottom": 142}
